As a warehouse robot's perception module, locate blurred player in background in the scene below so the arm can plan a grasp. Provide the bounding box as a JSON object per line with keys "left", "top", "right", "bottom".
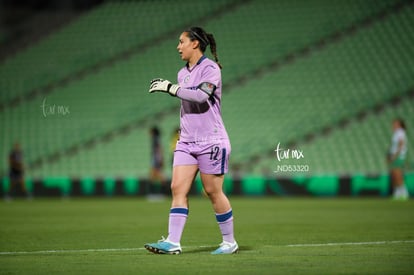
{"left": 145, "top": 26, "right": 238, "bottom": 254}
{"left": 148, "top": 126, "right": 165, "bottom": 198}
{"left": 6, "top": 142, "right": 28, "bottom": 199}
{"left": 169, "top": 127, "right": 180, "bottom": 165}
{"left": 388, "top": 118, "right": 409, "bottom": 200}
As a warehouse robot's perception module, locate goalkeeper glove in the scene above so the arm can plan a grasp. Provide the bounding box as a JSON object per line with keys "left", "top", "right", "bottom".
{"left": 149, "top": 78, "right": 180, "bottom": 96}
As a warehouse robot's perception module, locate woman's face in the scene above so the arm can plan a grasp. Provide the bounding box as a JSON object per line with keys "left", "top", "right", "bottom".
{"left": 177, "top": 32, "right": 198, "bottom": 62}
{"left": 393, "top": 120, "right": 400, "bottom": 131}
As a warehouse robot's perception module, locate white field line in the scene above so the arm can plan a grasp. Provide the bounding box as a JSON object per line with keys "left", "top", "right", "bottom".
{"left": 284, "top": 240, "right": 414, "bottom": 247}
{"left": 0, "top": 247, "right": 145, "bottom": 255}
{"left": 1, "top": 240, "right": 413, "bottom": 256}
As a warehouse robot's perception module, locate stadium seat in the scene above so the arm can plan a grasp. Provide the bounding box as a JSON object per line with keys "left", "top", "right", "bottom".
{"left": 1, "top": 0, "right": 413, "bottom": 180}
{"left": 241, "top": 176, "right": 266, "bottom": 196}
{"left": 351, "top": 174, "right": 390, "bottom": 196}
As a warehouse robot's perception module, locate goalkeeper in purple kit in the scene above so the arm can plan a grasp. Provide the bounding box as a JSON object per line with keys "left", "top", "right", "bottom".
{"left": 145, "top": 27, "right": 238, "bottom": 255}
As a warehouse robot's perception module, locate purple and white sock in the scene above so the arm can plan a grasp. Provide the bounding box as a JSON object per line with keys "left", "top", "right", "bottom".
{"left": 215, "top": 209, "right": 235, "bottom": 243}
{"left": 167, "top": 207, "right": 189, "bottom": 244}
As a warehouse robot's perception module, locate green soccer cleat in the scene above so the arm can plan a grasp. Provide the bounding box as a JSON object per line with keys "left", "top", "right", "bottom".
{"left": 211, "top": 241, "right": 239, "bottom": 255}
{"left": 144, "top": 237, "right": 182, "bottom": 255}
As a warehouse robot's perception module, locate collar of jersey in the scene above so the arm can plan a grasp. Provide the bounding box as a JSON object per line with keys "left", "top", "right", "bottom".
{"left": 186, "top": 55, "right": 207, "bottom": 72}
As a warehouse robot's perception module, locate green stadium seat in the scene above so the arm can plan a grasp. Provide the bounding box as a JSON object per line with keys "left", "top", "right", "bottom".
{"left": 241, "top": 176, "right": 266, "bottom": 196}
{"left": 307, "top": 175, "right": 339, "bottom": 196}
{"left": 43, "top": 177, "right": 71, "bottom": 196}
{"left": 351, "top": 174, "right": 390, "bottom": 196}
{"left": 124, "top": 177, "right": 139, "bottom": 195}
{"left": 1, "top": 0, "right": 412, "bottom": 180}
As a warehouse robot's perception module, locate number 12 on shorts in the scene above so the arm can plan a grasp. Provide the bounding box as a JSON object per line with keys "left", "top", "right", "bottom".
{"left": 209, "top": 146, "right": 220, "bottom": 160}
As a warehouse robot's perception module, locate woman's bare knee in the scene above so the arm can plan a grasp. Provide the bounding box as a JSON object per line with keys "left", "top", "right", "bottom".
{"left": 170, "top": 165, "right": 198, "bottom": 207}
{"left": 200, "top": 173, "right": 231, "bottom": 213}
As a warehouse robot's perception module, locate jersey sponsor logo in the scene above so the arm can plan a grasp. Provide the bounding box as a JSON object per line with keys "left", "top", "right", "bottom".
{"left": 182, "top": 101, "right": 210, "bottom": 114}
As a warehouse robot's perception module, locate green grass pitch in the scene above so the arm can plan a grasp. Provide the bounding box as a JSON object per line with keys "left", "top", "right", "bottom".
{"left": 1, "top": 197, "right": 413, "bottom": 274}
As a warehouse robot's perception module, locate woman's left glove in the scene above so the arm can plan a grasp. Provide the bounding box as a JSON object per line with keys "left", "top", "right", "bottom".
{"left": 149, "top": 78, "right": 180, "bottom": 96}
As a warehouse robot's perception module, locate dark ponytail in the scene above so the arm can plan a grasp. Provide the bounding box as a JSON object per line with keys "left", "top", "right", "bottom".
{"left": 396, "top": 118, "right": 406, "bottom": 130}
{"left": 206, "top": 33, "right": 222, "bottom": 69}
{"left": 186, "top": 27, "right": 222, "bottom": 69}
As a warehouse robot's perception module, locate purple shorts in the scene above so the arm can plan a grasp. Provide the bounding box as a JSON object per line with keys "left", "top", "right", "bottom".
{"left": 173, "top": 139, "right": 231, "bottom": 175}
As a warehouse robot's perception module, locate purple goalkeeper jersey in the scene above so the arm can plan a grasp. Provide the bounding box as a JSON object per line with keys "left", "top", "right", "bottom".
{"left": 176, "top": 56, "right": 229, "bottom": 143}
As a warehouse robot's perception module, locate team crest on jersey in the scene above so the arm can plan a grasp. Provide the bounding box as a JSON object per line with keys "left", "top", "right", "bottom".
{"left": 184, "top": 75, "right": 190, "bottom": 83}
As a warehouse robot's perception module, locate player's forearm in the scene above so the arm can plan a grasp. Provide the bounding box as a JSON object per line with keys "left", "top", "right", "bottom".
{"left": 176, "top": 88, "right": 209, "bottom": 103}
